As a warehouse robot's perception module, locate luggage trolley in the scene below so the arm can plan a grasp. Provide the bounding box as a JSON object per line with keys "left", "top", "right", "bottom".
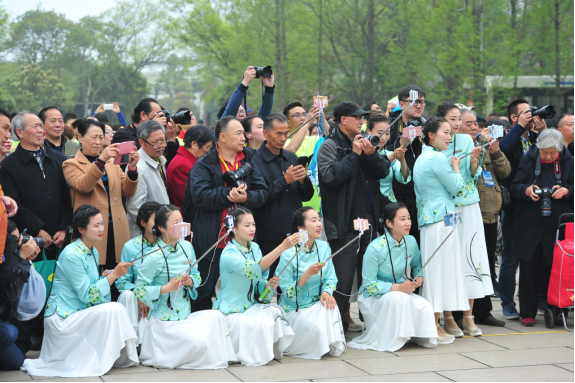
{"left": 544, "top": 213, "right": 574, "bottom": 331}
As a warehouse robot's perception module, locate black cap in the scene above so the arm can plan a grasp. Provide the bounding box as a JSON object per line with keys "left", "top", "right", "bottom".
{"left": 334, "top": 101, "right": 369, "bottom": 122}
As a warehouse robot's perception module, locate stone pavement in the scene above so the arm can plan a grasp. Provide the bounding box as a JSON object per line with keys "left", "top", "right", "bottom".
{"left": 1, "top": 299, "right": 573, "bottom": 382}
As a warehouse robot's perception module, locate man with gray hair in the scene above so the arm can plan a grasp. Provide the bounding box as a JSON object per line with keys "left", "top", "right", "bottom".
{"left": 252, "top": 113, "right": 314, "bottom": 277}
{"left": 125, "top": 120, "right": 170, "bottom": 237}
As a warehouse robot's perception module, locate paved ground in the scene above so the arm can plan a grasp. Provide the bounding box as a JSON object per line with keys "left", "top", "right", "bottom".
{"left": 1, "top": 297, "right": 573, "bottom": 382}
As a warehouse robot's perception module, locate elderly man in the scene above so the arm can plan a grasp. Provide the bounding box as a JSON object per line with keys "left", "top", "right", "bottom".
{"left": 125, "top": 120, "right": 170, "bottom": 237}
{"left": 38, "top": 106, "right": 80, "bottom": 158}
{"left": 557, "top": 113, "right": 574, "bottom": 155}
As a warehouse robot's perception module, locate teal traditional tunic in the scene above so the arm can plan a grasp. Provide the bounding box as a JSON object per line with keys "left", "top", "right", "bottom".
{"left": 277, "top": 240, "right": 337, "bottom": 313}
{"left": 45, "top": 239, "right": 110, "bottom": 319}
{"left": 442, "top": 134, "right": 481, "bottom": 206}
{"left": 379, "top": 149, "right": 411, "bottom": 203}
{"left": 134, "top": 239, "right": 201, "bottom": 321}
{"left": 413, "top": 145, "right": 464, "bottom": 228}
{"left": 213, "top": 240, "right": 273, "bottom": 315}
{"left": 359, "top": 232, "right": 422, "bottom": 299}
{"left": 115, "top": 235, "right": 156, "bottom": 293}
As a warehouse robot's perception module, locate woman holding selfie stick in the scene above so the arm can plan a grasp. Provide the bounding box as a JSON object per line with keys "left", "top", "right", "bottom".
{"left": 63, "top": 119, "right": 139, "bottom": 300}
{"left": 413, "top": 117, "right": 468, "bottom": 343}
{"left": 135, "top": 204, "right": 235, "bottom": 369}
{"left": 214, "top": 208, "right": 300, "bottom": 366}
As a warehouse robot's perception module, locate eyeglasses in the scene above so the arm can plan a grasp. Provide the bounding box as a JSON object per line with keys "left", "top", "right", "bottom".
{"left": 290, "top": 113, "right": 308, "bottom": 119}
{"left": 105, "top": 130, "right": 114, "bottom": 137}
{"left": 237, "top": 109, "right": 247, "bottom": 115}
{"left": 400, "top": 100, "right": 427, "bottom": 106}
{"left": 344, "top": 115, "right": 364, "bottom": 121}
{"left": 143, "top": 137, "right": 167, "bottom": 148}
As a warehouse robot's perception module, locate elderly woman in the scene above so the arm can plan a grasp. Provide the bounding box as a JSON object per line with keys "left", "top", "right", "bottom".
{"left": 63, "top": 119, "right": 139, "bottom": 285}
{"left": 510, "top": 129, "right": 573, "bottom": 327}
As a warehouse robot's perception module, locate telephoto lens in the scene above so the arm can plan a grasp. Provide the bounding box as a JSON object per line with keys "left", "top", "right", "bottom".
{"left": 362, "top": 133, "right": 380, "bottom": 146}
{"left": 254, "top": 65, "right": 273, "bottom": 78}
{"left": 158, "top": 110, "right": 171, "bottom": 122}
{"left": 529, "top": 105, "right": 555, "bottom": 120}
{"left": 21, "top": 229, "right": 45, "bottom": 248}
{"left": 222, "top": 163, "right": 253, "bottom": 188}
{"left": 171, "top": 110, "right": 193, "bottom": 125}
{"left": 534, "top": 187, "right": 554, "bottom": 217}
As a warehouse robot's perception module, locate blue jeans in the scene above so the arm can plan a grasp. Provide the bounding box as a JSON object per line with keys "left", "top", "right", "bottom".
{"left": 0, "top": 322, "right": 24, "bottom": 370}
{"left": 499, "top": 209, "right": 520, "bottom": 307}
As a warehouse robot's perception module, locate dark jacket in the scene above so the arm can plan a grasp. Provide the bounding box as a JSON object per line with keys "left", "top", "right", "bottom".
{"left": 0, "top": 144, "right": 73, "bottom": 237}
{"left": 385, "top": 111, "right": 423, "bottom": 209}
{"left": 111, "top": 123, "right": 180, "bottom": 167}
{"left": 251, "top": 143, "right": 315, "bottom": 241}
{"left": 0, "top": 235, "right": 32, "bottom": 315}
{"left": 187, "top": 146, "right": 268, "bottom": 260}
{"left": 318, "top": 126, "right": 390, "bottom": 240}
{"left": 510, "top": 146, "right": 574, "bottom": 264}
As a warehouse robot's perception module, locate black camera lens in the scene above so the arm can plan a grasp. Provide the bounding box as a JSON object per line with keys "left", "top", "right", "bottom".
{"left": 529, "top": 105, "right": 555, "bottom": 120}
{"left": 171, "top": 110, "right": 192, "bottom": 125}
{"left": 222, "top": 163, "right": 253, "bottom": 188}
{"left": 254, "top": 65, "right": 273, "bottom": 79}
{"left": 158, "top": 110, "right": 171, "bottom": 122}
{"left": 365, "top": 134, "right": 380, "bottom": 146}
{"left": 534, "top": 187, "right": 554, "bottom": 217}
{"left": 21, "top": 230, "right": 45, "bottom": 249}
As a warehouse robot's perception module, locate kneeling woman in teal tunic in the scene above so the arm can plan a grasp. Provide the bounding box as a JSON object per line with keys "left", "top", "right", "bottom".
{"left": 135, "top": 204, "right": 235, "bottom": 369}
{"left": 22, "top": 205, "right": 139, "bottom": 378}
{"left": 348, "top": 203, "right": 439, "bottom": 352}
{"left": 277, "top": 207, "right": 346, "bottom": 360}
{"left": 213, "top": 208, "right": 300, "bottom": 367}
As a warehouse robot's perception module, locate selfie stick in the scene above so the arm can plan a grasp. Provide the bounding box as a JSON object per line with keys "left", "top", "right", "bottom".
{"left": 458, "top": 141, "right": 491, "bottom": 160}
{"left": 183, "top": 233, "right": 229, "bottom": 274}
{"left": 258, "top": 247, "right": 304, "bottom": 300}
{"left": 412, "top": 231, "right": 454, "bottom": 280}
{"left": 287, "top": 112, "right": 322, "bottom": 140}
{"left": 131, "top": 240, "right": 180, "bottom": 262}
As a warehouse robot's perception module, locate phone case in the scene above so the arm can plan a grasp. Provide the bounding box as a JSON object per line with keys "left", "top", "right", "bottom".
{"left": 113, "top": 142, "right": 136, "bottom": 165}
{"left": 313, "top": 96, "right": 329, "bottom": 109}
{"left": 353, "top": 219, "right": 369, "bottom": 231}
{"left": 402, "top": 126, "right": 422, "bottom": 138}
{"left": 174, "top": 222, "right": 191, "bottom": 237}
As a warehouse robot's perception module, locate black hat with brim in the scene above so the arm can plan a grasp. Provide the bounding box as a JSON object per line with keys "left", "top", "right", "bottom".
{"left": 334, "top": 101, "right": 369, "bottom": 122}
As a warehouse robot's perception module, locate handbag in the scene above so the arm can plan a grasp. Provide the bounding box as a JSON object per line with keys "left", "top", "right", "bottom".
{"left": 34, "top": 249, "right": 57, "bottom": 300}
{"left": 500, "top": 185, "right": 511, "bottom": 208}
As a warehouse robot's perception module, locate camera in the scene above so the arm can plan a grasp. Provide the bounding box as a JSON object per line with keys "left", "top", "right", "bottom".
{"left": 254, "top": 65, "right": 273, "bottom": 78}
{"left": 222, "top": 163, "right": 253, "bottom": 188}
{"left": 21, "top": 229, "right": 45, "bottom": 249}
{"left": 157, "top": 110, "right": 193, "bottom": 125}
{"left": 362, "top": 132, "right": 380, "bottom": 146}
{"left": 534, "top": 187, "right": 555, "bottom": 216}
{"left": 529, "top": 105, "right": 555, "bottom": 120}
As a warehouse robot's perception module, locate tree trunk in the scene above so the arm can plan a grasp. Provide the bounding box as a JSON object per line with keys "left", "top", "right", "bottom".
{"left": 318, "top": 0, "right": 323, "bottom": 94}
{"left": 275, "top": 0, "right": 283, "bottom": 110}
{"left": 280, "top": 0, "right": 288, "bottom": 109}
{"left": 365, "top": 0, "right": 375, "bottom": 104}
{"left": 553, "top": 0, "right": 562, "bottom": 115}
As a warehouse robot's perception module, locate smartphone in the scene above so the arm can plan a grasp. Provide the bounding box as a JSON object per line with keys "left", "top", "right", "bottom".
{"left": 444, "top": 213, "right": 462, "bottom": 227}
{"left": 298, "top": 229, "right": 309, "bottom": 246}
{"left": 113, "top": 142, "right": 136, "bottom": 165}
{"left": 354, "top": 219, "right": 369, "bottom": 231}
{"left": 488, "top": 125, "right": 504, "bottom": 138}
{"left": 174, "top": 222, "right": 191, "bottom": 237}
{"left": 402, "top": 126, "right": 422, "bottom": 138}
{"left": 103, "top": 103, "right": 114, "bottom": 111}
{"left": 297, "top": 155, "right": 312, "bottom": 168}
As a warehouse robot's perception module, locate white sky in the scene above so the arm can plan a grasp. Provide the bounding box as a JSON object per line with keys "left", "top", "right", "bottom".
{"left": 3, "top": 0, "right": 117, "bottom": 22}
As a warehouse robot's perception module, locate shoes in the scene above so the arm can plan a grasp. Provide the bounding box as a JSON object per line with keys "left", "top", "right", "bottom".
{"left": 502, "top": 302, "right": 520, "bottom": 319}
{"left": 537, "top": 302, "right": 549, "bottom": 314}
{"left": 30, "top": 336, "right": 42, "bottom": 351}
{"left": 436, "top": 324, "right": 455, "bottom": 345}
{"left": 475, "top": 315, "right": 505, "bottom": 327}
{"left": 462, "top": 315, "right": 482, "bottom": 336}
{"left": 443, "top": 316, "right": 464, "bottom": 338}
{"left": 521, "top": 318, "right": 535, "bottom": 327}
{"left": 343, "top": 312, "right": 363, "bottom": 332}
{"left": 490, "top": 290, "right": 501, "bottom": 299}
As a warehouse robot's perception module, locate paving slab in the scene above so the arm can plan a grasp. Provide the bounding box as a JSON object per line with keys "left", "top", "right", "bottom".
{"left": 227, "top": 360, "right": 368, "bottom": 382}
{"left": 105, "top": 365, "right": 159, "bottom": 375}
{"left": 392, "top": 336, "right": 506, "bottom": 356}
{"left": 313, "top": 371, "right": 451, "bottom": 382}
{"left": 346, "top": 353, "right": 487, "bottom": 375}
{"left": 461, "top": 346, "right": 574, "bottom": 368}
{"left": 276, "top": 346, "right": 395, "bottom": 364}
{"left": 555, "top": 363, "right": 574, "bottom": 372}
{"left": 437, "top": 365, "right": 574, "bottom": 382}
{"left": 101, "top": 369, "right": 240, "bottom": 382}
{"left": 0, "top": 371, "right": 32, "bottom": 381}
{"left": 478, "top": 331, "right": 573, "bottom": 350}
{"left": 31, "top": 377, "right": 102, "bottom": 382}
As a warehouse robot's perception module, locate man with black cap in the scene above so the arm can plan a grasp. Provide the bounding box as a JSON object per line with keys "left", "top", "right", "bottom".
{"left": 317, "top": 101, "right": 390, "bottom": 332}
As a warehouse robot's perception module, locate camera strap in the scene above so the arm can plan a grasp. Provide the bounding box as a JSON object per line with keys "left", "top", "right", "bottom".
{"left": 535, "top": 153, "right": 562, "bottom": 186}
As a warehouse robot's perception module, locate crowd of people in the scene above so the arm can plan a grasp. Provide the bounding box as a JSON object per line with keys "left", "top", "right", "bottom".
{"left": 0, "top": 66, "right": 573, "bottom": 377}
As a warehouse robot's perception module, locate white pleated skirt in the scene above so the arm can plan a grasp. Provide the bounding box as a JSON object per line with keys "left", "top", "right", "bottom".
{"left": 420, "top": 221, "right": 470, "bottom": 312}
{"left": 284, "top": 302, "right": 346, "bottom": 360}
{"left": 21, "top": 303, "right": 139, "bottom": 377}
{"left": 226, "top": 303, "right": 295, "bottom": 366}
{"left": 348, "top": 292, "right": 437, "bottom": 352}
{"left": 140, "top": 310, "right": 235, "bottom": 369}
{"left": 117, "top": 290, "right": 148, "bottom": 345}
{"left": 456, "top": 204, "right": 494, "bottom": 299}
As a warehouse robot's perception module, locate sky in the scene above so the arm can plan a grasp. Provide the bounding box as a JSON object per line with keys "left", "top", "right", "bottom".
{"left": 3, "top": 0, "right": 117, "bottom": 22}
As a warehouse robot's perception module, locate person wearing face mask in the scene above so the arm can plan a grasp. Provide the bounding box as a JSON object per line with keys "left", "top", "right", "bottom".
{"left": 241, "top": 115, "right": 266, "bottom": 149}
{"left": 276, "top": 207, "right": 345, "bottom": 360}
{"left": 214, "top": 208, "right": 300, "bottom": 366}
{"left": 134, "top": 205, "right": 235, "bottom": 369}
{"left": 349, "top": 203, "right": 439, "bottom": 351}
{"left": 413, "top": 117, "right": 468, "bottom": 343}
{"left": 22, "top": 205, "right": 138, "bottom": 377}
{"left": 115, "top": 201, "right": 161, "bottom": 344}
{"left": 435, "top": 104, "right": 493, "bottom": 337}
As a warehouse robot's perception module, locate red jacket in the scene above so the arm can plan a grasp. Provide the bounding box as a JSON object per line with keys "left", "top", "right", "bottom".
{"left": 167, "top": 146, "right": 198, "bottom": 210}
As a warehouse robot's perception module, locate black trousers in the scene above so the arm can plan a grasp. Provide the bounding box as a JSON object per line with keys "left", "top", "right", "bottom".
{"left": 193, "top": 248, "right": 223, "bottom": 312}
{"left": 483, "top": 222, "right": 498, "bottom": 288}
{"left": 519, "top": 242, "right": 552, "bottom": 319}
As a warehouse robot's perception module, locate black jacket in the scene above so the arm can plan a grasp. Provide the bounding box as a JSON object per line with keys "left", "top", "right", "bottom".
{"left": 0, "top": 145, "right": 73, "bottom": 236}
{"left": 251, "top": 143, "right": 314, "bottom": 241}
{"left": 510, "top": 146, "right": 574, "bottom": 264}
{"left": 187, "top": 146, "right": 268, "bottom": 260}
{"left": 0, "top": 234, "right": 32, "bottom": 315}
{"left": 111, "top": 123, "right": 180, "bottom": 167}
{"left": 317, "top": 126, "right": 390, "bottom": 240}
{"left": 385, "top": 111, "right": 423, "bottom": 209}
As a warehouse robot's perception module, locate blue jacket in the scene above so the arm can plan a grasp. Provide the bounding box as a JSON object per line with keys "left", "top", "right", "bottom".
{"left": 222, "top": 83, "right": 275, "bottom": 119}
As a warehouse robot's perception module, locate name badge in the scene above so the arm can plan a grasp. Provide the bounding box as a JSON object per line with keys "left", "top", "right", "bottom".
{"left": 482, "top": 171, "right": 495, "bottom": 187}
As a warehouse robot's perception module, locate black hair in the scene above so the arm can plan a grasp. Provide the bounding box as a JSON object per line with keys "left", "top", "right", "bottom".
{"left": 0, "top": 107, "right": 10, "bottom": 120}
{"left": 435, "top": 102, "right": 460, "bottom": 118}
{"left": 488, "top": 112, "right": 501, "bottom": 119}
{"left": 176, "top": 107, "right": 191, "bottom": 113}
{"left": 241, "top": 115, "right": 261, "bottom": 134}
{"left": 7, "top": 219, "right": 17, "bottom": 235}
{"left": 263, "top": 112, "right": 289, "bottom": 132}
{"left": 397, "top": 86, "right": 426, "bottom": 102}
{"left": 94, "top": 112, "right": 110, "bottom": 124}
{"left": 131, "top": 98, "right": 159, "bottom": 124}
{"left": 77, "top": 118, "right": 105, "bottom": 137}
{"left": 63, "top": 205, "right": 101, "bottom": 248}
{"left": 558, "top": 113, "right": 574, "bottom": 129}
{"left": 366, "top": 113, "right": 389, "bottom": 132}
{"left": 226, "top": 207, "right": 253, "bottom": 240}
{"left": 153, "top": 204, "right": 180, "bottom": 239}
{"left": 9, "top": 112, "right": 17, "bottom": 122}
{"left": 423, "top": 116, "right": 449, "bottom": 145}
{"left": 63, "top": 126, "right": 75, "bottom": 140}
{"left": 38, "top": 106, "right": 61, "bottom": 123}
{"left": 111, "top": 123, "right": 124, "bottom": 131}
{"left": 291, "top": 206, "right": 315, "bottom": 233}
{"left": 382, "top": 203, "right": 408, "bottom": 232}
{"left": 215, "top": 116, "right": 240, "bottom": 140}
{"left": 63, "top": 112, "right": 79, "bottom": 125}
{"left": 283, "top": 102, "right": 303, "bottom": 118}
{"left": 136, "top": 201, "right": 162, "bottom": 234}
{"left": 183, "top": 125, "right": 214, "bottom": 149}
{"left": 217, "top": 101, "right": 229, "bottom": 120}
{"left": 361, "top": 102, "right": 376, "bottom": 112}
{"left": 488, "top": 118, "right": 511, "bottom": 132}
{"left": 507, "top": 99, "right": 529, "bottom": 121}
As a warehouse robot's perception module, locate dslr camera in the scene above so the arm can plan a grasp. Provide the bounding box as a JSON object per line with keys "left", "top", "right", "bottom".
{"left": 362, "top": 132, "right": 380, "bottom": 147}
{"left": 528, "top": 105, "right": 555, "bottom": 120}
{"left": 223, "top": 163, "right": 253, "bottom": 188}
{"left": 157, "top": 110, "right": 193, "bottom": 125}
{"left": 21, "top": 229, "right": 45, "bottom": 248}
{"left": 253, "top": 65, "right": 273, "bottom": 78}
{"left": 534, "top": 187, "right": 555, "bottom": 217}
